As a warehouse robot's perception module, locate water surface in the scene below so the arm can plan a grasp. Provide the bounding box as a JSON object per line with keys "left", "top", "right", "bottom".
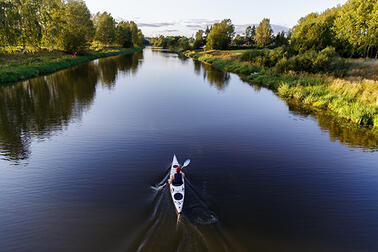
{"left": 0, "top": 48, "right": 377, "bottom": 251}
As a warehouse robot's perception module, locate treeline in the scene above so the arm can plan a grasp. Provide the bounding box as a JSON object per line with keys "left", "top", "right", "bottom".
{"left": 0, "top": 0, "right": 145, "bottom": 53}
{"left": 150, "top": 36, "right": 191, "bottom": 50}
{"left": 151, "top": 19, "right": 288, "bottom": 51}
{"left": 151, "top": 0, "right": 377, "bottom": 58}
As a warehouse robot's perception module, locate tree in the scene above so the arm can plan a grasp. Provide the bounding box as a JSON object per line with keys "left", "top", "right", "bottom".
{"left": 192, "top": 29, "right": 205, "bottom": 49}
{"left": 94, "top": 12, "right": 116, "bottom": 45}
{"left": 333, "top": 0, "right": 377, "bottom": 57}
{"left": 290, "top": 8, "right": 339, "bottom": 53}
{"left": 274, "top": 31, "right": 288, "bottom": 47}
{"left": 40, "top": 0, "right": 66, "bottom": 51}
{"left": 254, "top": 18, "right": 273, "bottom": 47}
{"left": 129, "top": 21, "right": 139, "bottom": 47}
{"left": 232, "top": 34, "right": 245, "bottom": 46}
{"left": 11, "top": 0, "right": 43, "bottom": 51}
{"left": 206, "top": 19, "right": 235, "bottom": 50}
{"left": 136, "top": 29, "right": 144, "bottom": 47}
{"left": 204, "top": 25, "right": 211, "bottom": 40}
{"left": 59, "top": 0, "right": 94, "bottom": 53}
{"left": 116, "top": 21, "right": 132, "bottom": 48}
{"left": 178, "top": 37, "right": 190, "bottom": 50}
{"left": 245, "top": 25, "right": 256, "bottom": 44}
{"left": 0, "top": 1, "right": 20, "bottom": 46}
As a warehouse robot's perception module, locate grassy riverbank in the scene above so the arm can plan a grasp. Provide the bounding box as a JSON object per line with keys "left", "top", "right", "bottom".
{"left": 0, "top": 47, "right": 142, "bottom": 84}
{"left": 182, "top": 49, "right": 378, "bottom": 129}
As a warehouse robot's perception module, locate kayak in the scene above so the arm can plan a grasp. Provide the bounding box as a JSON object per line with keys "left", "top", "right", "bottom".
{"left": 169, "top": 155, "right": 185, "bottom": 214}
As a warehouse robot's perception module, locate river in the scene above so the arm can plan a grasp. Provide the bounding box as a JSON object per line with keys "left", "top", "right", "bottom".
{"left": 0, "top": 47, "right": 377, "bottom": 251}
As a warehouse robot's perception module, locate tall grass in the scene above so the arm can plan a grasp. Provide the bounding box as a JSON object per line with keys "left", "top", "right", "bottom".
{"left": 278, "top": 83, "right": 377, "bottom": 127}
{"left": 183, "top": 49, "right": 377, "bottom": 129}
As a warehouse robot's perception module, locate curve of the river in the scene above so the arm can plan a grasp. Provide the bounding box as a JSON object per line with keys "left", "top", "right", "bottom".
{"left": 0, "top": 48, "right": 377, "bottom": 251}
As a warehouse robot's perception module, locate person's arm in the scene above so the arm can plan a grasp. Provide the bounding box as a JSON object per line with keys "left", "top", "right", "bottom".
{"left": 181, "top": 172, "right": 185, "bottom": 178}
{"left": 168, "top": 174, "right": 174, "bottom": 184}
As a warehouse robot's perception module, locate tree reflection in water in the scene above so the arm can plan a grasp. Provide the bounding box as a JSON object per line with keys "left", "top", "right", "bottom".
{"left": 286, "top": 101, "right": 377, "bottom": 151}
{"left": 195, "top": 62, "right": 377, "bottom": 152}
{"left": 0, "top": 51, "right": 143, "bottom": 161}
{"left": 193, "top": 60, "right": 230, "bottom": 91}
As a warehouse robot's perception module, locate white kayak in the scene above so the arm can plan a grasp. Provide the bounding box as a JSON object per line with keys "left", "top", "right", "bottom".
{"left": 169, "top": 155, "right": 185, "bottom": 214}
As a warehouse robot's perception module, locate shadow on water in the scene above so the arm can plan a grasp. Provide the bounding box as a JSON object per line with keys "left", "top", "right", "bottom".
{"left": 128, "top": 166, "right": 245, "bottom": 252}
{"left": 0, "top": 51, "right": 143, "bottom": 162}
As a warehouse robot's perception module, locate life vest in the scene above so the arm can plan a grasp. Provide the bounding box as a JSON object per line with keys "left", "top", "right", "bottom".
{"left": 172, "top": 172, "right": 183, "bottom": 185}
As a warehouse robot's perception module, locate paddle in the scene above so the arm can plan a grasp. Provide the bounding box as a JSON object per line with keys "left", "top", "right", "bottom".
{"left": 182, "top": 159, "right": 190, "bottom": 169}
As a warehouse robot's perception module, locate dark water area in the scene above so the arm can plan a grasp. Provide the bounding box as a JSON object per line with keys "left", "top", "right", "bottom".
{"left": 0, "top": 47, "right": 377, "bottom": 252}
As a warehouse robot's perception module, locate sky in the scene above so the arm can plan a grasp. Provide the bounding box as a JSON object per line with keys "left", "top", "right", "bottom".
{"left": 84, "top": 0, "right": 346, "bottom": 37}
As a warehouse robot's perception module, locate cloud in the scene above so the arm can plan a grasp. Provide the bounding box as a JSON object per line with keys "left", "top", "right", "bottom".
{"left": 185, "top": 24, "right": 203, "bottom": 29}
{"left": 183, "top": 19, "right": 219, "bottom": 27}
{"left": 235, "top": 24, "right": 289, "bottom": 34}
{"left": 161, "top": 29, "right": 180, "bottom": 32}
{"left": 137, "top": 22, "right": 176, "bottom": 27}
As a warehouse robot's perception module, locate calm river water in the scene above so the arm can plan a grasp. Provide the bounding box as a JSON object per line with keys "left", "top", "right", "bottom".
{"left": 0, "top": 48, "right": 377, "bottom": 252}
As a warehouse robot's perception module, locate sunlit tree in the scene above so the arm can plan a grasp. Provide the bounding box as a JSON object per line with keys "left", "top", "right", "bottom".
{"left": 333, "top": 0, "right": 377, "bottom": 57}
{"left": 94, "top": 12, "right": 116, "bottom": 45}
{"left": 206, "top": 19, "right": 235, "bottom": 50}
{"left": 59, "top": 0, "right": 94, "bottom": 53}
{"left": 193, "top": 29, "right": 205, "bottom": 49}
{"left": 245, "top": 25, "right": 256, "bottom": 44}
{"left": 254, "top": 18, "right": 273, "bottom": 47}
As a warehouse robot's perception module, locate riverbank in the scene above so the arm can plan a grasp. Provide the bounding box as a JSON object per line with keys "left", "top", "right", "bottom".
{"left": 0, "top": 47, "right": 142, "bottom": 84}
{"left": 181, "top": 49, "right": 377, "bottom": 130}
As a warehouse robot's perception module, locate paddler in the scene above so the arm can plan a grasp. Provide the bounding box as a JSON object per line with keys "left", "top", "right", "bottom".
{"left": 168, "top": 166, "right": 185, "bottom": 185}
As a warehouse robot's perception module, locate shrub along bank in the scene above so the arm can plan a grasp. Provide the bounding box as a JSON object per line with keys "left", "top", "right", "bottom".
{"left": 183, "top": 49, "right": 377, "bottom": 129}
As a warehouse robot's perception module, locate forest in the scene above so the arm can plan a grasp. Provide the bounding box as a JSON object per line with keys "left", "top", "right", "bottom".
{"left": 0, "top": 0, "right": 145, "bottom": 53}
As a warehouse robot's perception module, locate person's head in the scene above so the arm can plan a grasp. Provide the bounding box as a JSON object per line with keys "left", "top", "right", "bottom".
{"left": 176, "top": 166, "right": 181, "bottom": 173}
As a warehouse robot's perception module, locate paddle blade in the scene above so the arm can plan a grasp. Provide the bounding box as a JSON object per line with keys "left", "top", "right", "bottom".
{"left": 182, "top": 159, "right": 190, "bottom": 167}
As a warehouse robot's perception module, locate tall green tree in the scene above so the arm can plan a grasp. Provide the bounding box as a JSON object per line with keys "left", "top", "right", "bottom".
{"left": 232, "top": 34, "right": 245, "bottom": 46}
{"left": 11, "top": 0, "right": 43, "bottom": 51}
{"left": 59, "top": 0, "right": 94, "bottom": 53}
{"left": 290, "top": 8, "right": 339, "bottom": 53}
{"left": 333, "top": 0, "right": 377, "bottom": 57}
{"left": 206, "top": 19, "right": 235, "bottom": 50}
{"left": 178, "top": 37, "right": 190, "bottom": 50}
{"left": 40, "top": 0, "right": 65, "bottom": 51}
{"left": 94, "top": 12, "right": 116, "bottom": 45}
{"left": 137, "top": 29, "right": 144, "bottom": 47}
{"left": 254, "top": 18, "right": 273, "bottom": 47}
{"left": 245, "top": 25, "right": 256, "bottom": 44}
{"left": 0, "top": 1, "right": 20, "bottom": 46}
{"left": 129, "top": 21, "right": 139, "bottom": 47}
{"left": 204, "top": 25, "right": 211, "bottom": 41}
{"left": 274, "top": 31, "right": 288, "bottom": 47}
{"left": 193, "top": 29, "right": 205, "bottom": 49}
{"left": 116, "top": 21, "right": 132, "bottom": 48}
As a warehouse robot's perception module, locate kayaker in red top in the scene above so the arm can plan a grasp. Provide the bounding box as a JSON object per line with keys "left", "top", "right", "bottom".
{"left": 168, "top": 166, "right": 185, "bottom": 185}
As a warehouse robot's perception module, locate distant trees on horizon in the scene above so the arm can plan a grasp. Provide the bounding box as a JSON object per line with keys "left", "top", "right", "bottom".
{"left": 150, "top": 0, "right": 377, "bottom": 58}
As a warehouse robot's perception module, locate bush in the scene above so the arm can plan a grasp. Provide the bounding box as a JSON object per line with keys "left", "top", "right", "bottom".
{"left": 240, "top": 49, "right": 265, "bottom": 61}
{"left": 240, "top": 47, "right": 286, "bottom": 68}
{"left": 274, "top": 47, "right": 345, "bottom": 74}
{"left": 240, "top": 46, "right": 345, "bottom": 74}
